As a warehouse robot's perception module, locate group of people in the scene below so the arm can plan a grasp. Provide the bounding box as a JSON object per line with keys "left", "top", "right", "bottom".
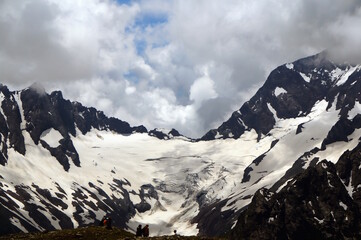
{"left": 136, "top": 224, "right": 150, "bottom": 237}
{"left": 98, "top": 217, "right": 178, "bottom": 238}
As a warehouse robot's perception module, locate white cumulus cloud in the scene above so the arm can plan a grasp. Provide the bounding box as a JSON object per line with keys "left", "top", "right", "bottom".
{"left": 1, "top": 0, "right": 361, "bottom": 138}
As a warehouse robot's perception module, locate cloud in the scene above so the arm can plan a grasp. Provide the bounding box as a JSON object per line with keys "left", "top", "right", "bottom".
{"left": 327, "top": 6, "right": 361, "bottom": 64}
{"left": 1, "top": 0, "right": 361, "bottom": 138}
{"left": 0, "top": 0, "right": 141, "bottom": 85}
{"left": 189, "top": 65, "right": 218, "bottom": 107}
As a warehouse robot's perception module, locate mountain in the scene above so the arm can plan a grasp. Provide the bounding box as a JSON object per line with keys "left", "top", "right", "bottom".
{"left": 1, "top": 51, "right": 361, "bottom": 238}
{"left": 230, "top": 155, "right": 361, "bottom": 240}
{"left": 202, "top": 51, "right": 360, "bottom": 141}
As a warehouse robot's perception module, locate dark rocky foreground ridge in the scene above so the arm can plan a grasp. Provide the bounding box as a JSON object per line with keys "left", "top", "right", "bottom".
{"left": 0, "top": 226, "right": 221, "bottom": 240}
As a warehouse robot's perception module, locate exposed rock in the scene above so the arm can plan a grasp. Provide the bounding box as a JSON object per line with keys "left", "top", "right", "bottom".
{"left": 321, "top": 118, "right": 355, "bottom": 149}
{"left": 148, "top": 128, "right": 184, "bottom": 140}
{"left": 231, "top": 160, "right": 361, "bottom": 240}
{"left": 192, "top": 199, "right": 238, "bottom": 237}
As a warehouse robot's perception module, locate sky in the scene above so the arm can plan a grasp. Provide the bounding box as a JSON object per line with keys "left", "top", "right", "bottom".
{"left": 1, "top": 0, "right": 361, "bottom": 138}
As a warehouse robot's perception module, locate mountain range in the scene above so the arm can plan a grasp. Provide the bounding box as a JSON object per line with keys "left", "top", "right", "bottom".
{"left": 1, "top": 51, "right": 361, "bottom": 239}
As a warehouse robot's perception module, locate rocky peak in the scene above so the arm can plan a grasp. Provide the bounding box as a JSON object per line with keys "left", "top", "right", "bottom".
{"left": 201, "top": 52, "right": 361, "bottom": 141}
{"left": 148, "top": 128, "right": 184, "bottom": 140}
{"left": 0, "top": 85, "right": 149, "bottom": 170}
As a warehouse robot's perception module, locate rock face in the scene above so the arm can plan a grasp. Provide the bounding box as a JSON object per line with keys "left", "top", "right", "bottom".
{"left": 201, "top": 52, "right": 361, "bottom": 140}
{"left": 0, "top": 84, "right": 147, "bottom": 170}
{"left": 230, "top": 158, "right": 361, "bottom": 240}
{"left": 148, "top": 128, "right": 183, "bottom": 140}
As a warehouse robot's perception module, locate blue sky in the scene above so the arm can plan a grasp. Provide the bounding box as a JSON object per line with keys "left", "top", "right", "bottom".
{"left": 116, "top": 0, "right": 133, "bottom": 5}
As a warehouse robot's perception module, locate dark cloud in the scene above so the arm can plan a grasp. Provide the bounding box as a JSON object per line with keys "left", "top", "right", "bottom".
{"left": 197, "top": 97, "right": 235, "bottom": 130}
{"left": 0, "top": 1, "right": 97, "bottom": 85}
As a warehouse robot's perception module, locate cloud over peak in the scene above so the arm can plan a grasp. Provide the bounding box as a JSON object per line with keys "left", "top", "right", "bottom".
{"left": 1, "top": 0, "right": 361, "bottom": 137}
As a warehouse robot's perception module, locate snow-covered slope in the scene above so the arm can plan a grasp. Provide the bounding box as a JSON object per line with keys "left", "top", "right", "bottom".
{"left": 1, "top": 51, "right": 361, "bottom": 237}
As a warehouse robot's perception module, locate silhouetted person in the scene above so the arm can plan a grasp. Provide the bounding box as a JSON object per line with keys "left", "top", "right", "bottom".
{"left": 136, "top": 224, "right": 143, "bottom": 237}
{"left": 142, "top": 224, "right": 149, "bottom": 237}
{"left": 99, "top": 216, "right": 106, "bottom": 226}
{"left": 105, "top": 217, "right": 112, "bottom": 229}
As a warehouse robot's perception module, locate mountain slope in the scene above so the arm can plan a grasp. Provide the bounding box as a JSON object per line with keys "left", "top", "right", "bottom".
{"left": 230, "top": 146, "right": 361, "bottom": 240}
{"left": 1, "top": 51, "right": 361, "bottom": 237}
{"left": 202, "top": 51, "right": 360, "bottom": 140}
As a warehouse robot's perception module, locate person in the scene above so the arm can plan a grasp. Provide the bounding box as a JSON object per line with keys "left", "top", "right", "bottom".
{"left": 142, "top": 224, "right": 149, "bottom": 237}
{"left": 136, "top": 224, "right": 143, "bottom": 237}
{"left": 105, "top": 217, "right": 112, "bottom": 229}
{"left": 174, "top": 230, "right": 177, "bottom": 235}
{"left": 99, "top": 216, "right": 106, "bottom": 226}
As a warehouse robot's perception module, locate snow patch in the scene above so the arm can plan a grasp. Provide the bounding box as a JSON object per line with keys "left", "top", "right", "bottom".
{"left": 267, "top": 103, "right": 278, "bottom": 120}
{"left": 40, "top": 129, "right": 63, "bottom": 148}
{"left": 336, "top": 65, "right": 359, "bottom": 86}
{"left": 276, "top": 179, "right": 292, "bottom": 193}
{"left": 214, "top": 132, "right": 222, "bottom": 139}
{"left": 314, "top": 217, "right": 324, "bottom": 224}
{"left": 10, "top": 217, "right": 28, "bottom": 233}
{"left": 330, "top": 67, "right": 343, "bottom": 81}
{"left": 348, "top": 101, "right": 361, "bottom": 120}
{"left": 339, "top": 202, "right": 348, "bottom": 210}
{"left": 274, "top": 87, "right": 287, "bottom": 97}
{"left": 285, "top": 63, "right": 294, "bottom": 69}
{"left": 328, "top": 178, "right": 334, "bottom": 188}
{"left": 299, "top": 72, "right": 311, "bottom": 82}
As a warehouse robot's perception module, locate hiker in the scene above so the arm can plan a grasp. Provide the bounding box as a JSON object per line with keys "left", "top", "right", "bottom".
{"left": 142, "top": 224, "right": 149, "bottom": 237}
{"left": 99, "top": 216, "right": 106, "bottom": 226}
{"left": 136, "top": 224, "right": 143, "bottom": 237}
{"left": 105, "top": 217, "right": 112, "bottom": 229}
{"left": 174, "top": 230, "right": 177, "bottom": 235}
